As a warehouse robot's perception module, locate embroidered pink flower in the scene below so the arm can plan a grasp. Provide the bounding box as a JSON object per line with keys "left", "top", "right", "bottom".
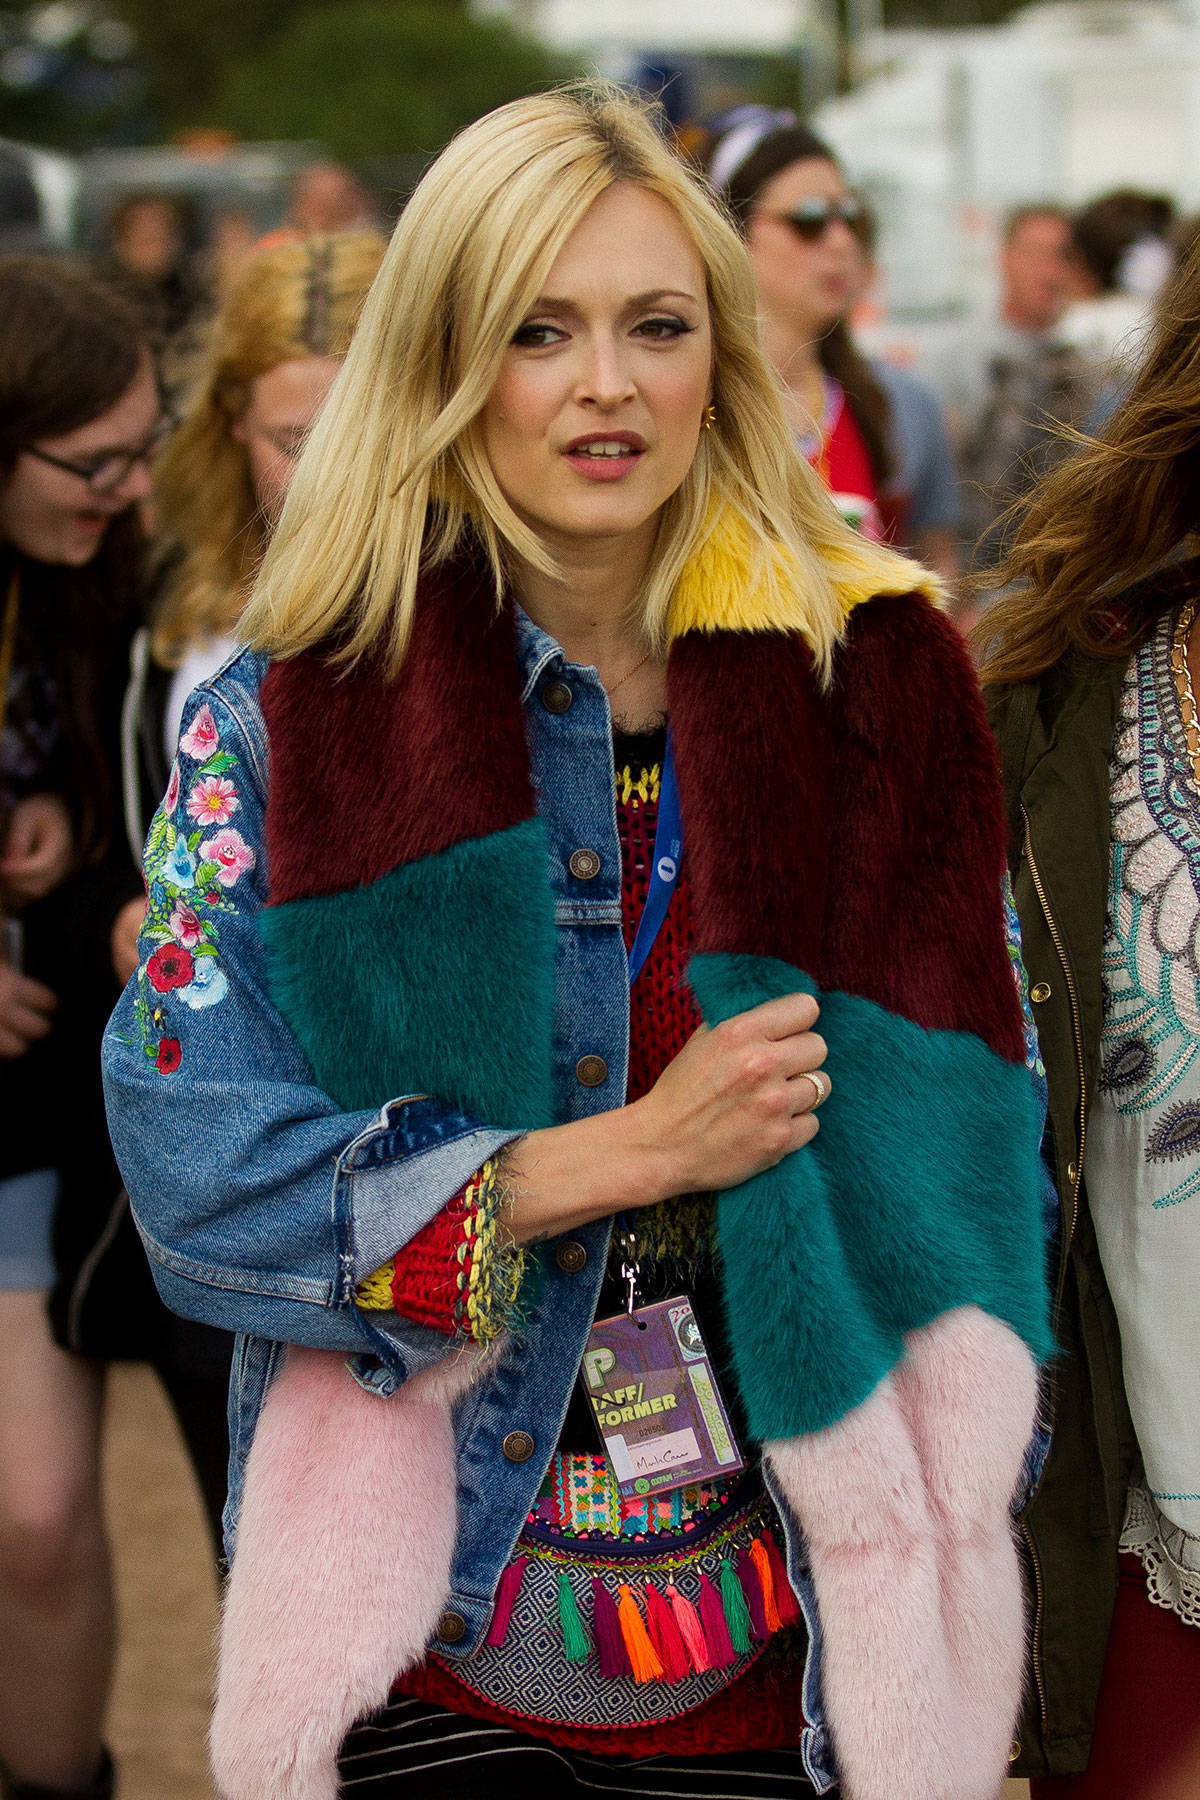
{"left": 147, "top": 943, "right": 195, "bottom": 992}
{"left": 164, "top": 761, "right": 180, "bottom": 816}
{"left": 179, "top": 704, "right": 219, "bottom": 761}
{"left": 200, "top": 827, "right": 255, "bottom": 887}
{"left": 186, "top": 775, "right": 239, "bottom": 828}
{"left": 169, "top": 901, "right": 203, "bottom": 949}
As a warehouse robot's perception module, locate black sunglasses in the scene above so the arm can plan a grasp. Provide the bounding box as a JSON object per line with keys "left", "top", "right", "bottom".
{"left": 761, "top": 197, "right": 871, "bottom": 246}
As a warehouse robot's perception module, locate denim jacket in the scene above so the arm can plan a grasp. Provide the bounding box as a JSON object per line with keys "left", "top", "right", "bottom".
{"left": 102, "top": 611, "right": 838, "bottom": 1787}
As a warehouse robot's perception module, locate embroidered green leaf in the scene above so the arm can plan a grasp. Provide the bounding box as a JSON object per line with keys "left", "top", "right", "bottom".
{"left": 193, "top": 942, "right": 219, "bottom": 957}
{"left": 199, "top": 752, "right": 237, "bottom": 776}
{"left": 145, "top": 810, "right": 170, "bottom": 863}
{"left": 188, "top": 831, "right": 203, "bottom": 851}
{"left": 194, "top": 861, "right": 220, "bottom": 887}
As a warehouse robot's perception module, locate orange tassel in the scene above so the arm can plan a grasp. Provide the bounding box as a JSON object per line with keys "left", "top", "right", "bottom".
{"left": 617, "top": 1582, "right": 665, "bottom": 1683}
{"left": 750, "top": 1536, "right": 782, "bottom": 1633}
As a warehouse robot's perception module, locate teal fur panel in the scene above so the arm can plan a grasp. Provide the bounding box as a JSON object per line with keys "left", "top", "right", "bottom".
{"left": 688, "top": 952, "right": 1053, "bottom": 1443}
{"left": 258, "top": 819, "right": 557, "bottom": 1126}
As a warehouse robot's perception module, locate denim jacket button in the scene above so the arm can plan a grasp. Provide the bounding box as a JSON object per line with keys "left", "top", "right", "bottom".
{"left": 437, "top": 1610, "right": 468, "bottom": 1644}
{"left": 568, "top": 848, "right": 601, "bottom": 880}
{"left": 575, "top": 1055, "right": 608, "bottom": 1087}
{"left": 541, "top": 680, "right": 573, "bottom": 714}
{"left": 502, "top": 1429, "right": 535, "bottom": 1463}
{"left": 556, "top": 1240, "right": 588, "bottom": 1274}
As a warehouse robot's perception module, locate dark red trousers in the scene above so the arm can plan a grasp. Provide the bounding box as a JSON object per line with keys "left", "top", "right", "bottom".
{"left": 1031, "top": 1555, "right": 1200, "bottom": 1800}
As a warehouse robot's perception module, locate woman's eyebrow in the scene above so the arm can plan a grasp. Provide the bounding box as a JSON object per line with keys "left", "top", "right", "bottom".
{"left": 529, "top": 287, "right": 703, "bottom": 315}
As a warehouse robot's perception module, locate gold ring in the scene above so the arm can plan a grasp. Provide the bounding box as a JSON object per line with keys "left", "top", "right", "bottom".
{"left": 805, "top": 1070, "right": 830, "bottom": 1111}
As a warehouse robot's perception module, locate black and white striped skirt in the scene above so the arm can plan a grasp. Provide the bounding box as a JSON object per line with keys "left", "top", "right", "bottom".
{"left": 338, "top": 1695, "right": 832, "bottom": 1798}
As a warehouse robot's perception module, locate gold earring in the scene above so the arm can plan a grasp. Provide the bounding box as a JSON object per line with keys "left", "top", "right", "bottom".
{"left": 702, "top": 403, "right": 717, "bottom": 431}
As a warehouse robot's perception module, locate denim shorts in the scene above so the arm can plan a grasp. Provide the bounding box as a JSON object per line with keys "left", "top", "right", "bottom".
{"left": 0, "top": 1167, "right": 58, "bottom": 1290}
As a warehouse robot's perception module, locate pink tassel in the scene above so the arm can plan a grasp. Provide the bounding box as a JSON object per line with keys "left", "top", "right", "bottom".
{"left": 644, "top": 1582, "right": 691, "bottom": 1684}
{"left": 667, "top": 1580, "right": 710, "bottom": 1673}
{"left": 591, "top": 1577, "right": 631, "bottom": 1679}
{"left": 697, "top": 1570, "right": 736, "bottom": 1668}
{"left": 764, "top": 1530, "right": 802, "bottom": 1627}
{"left": 485, "top": 1555, "right": 528, "bottom": 1648}
{"left": 735, "top": 1547, "right": 768, "bottom": 1640}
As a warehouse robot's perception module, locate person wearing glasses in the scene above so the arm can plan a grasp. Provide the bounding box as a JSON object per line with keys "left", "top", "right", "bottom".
{"left": 0, "top": 255, "right": 164, "bottom": 1800}
{"left": 123, "top": 231, "right": 385, "bottom": 853}
{"left": 705, "top": 116, "right": 903, "bottom": 545}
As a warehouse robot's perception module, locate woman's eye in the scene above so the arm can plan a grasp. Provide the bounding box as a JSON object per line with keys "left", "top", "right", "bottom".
{"left": 635, "top": 316, "right": 694, "bottom": 340}
{"left": 511, "top": 322, "right": 566, "bottom": 348}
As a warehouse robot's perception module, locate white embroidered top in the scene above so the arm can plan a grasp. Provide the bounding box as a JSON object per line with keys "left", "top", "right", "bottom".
{"left": 1087, "top": 608, "right": 1200, "bottom": 1625}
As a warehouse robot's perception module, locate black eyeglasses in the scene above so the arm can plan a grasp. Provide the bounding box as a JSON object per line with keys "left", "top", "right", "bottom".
{"left": 24, "top": 414, "right": 175, "bottom": 495}
{"left": 761, "top": 197, "right": 871, "bottom": 246}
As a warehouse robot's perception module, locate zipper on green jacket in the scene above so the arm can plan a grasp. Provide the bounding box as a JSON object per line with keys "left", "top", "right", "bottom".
{"left": 1021, "top": 803, "right": 1090, "bottom": 1757}
{"left": 1021, "top": 805, "right": 1086, "bottom": 1288}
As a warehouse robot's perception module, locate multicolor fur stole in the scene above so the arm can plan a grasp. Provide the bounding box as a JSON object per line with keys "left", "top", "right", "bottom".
{"left": 211, "top": 523, "right": 1051, "bottom": 1800}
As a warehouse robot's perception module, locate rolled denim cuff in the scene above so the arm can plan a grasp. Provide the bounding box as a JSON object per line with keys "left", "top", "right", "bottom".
{"left": 338, "top": 1101, "right": 521, "bottom": 1285}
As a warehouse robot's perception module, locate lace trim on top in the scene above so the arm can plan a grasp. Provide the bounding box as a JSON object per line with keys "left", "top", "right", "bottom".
{"left": 1121, "top": 1480, "right": 1200, "bottom": 1628}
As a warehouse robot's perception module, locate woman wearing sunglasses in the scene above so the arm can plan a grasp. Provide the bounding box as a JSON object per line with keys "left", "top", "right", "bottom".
{"left": 707, "top": 118, "right": 902, "bottom": 545}
{"left": 0, "top": 255, "right": 160, "bottom": 1800}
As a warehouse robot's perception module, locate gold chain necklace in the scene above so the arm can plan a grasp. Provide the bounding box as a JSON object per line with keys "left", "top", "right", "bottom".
{"left": 1170, "top": 597, "right": 1200, "bottom": 786}
{"left": 602, "top": 649, "right": 652, "bottom": 701}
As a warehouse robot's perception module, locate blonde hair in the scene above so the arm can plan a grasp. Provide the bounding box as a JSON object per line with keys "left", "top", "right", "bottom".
{"left": 241, "top": 84, "right": 926, "bottom": 679}
{"left": 151, "top": 231, "right": 385, "bottom": 666}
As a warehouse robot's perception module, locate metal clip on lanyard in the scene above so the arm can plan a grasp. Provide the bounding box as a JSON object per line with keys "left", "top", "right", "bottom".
{"left": 619, "top": 731, "right": 682, "bottom": 1313}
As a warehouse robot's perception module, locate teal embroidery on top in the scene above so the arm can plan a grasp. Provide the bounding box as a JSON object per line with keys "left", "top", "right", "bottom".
{"left": 1100, "top": 618, "right": 1200, "bottom": 1206}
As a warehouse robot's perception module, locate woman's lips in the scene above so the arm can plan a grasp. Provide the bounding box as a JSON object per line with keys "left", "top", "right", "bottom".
{"left": 561, "top": 435, "right": 646, "bottom": 482}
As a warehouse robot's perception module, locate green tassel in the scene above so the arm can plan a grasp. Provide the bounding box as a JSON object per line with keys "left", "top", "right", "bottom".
{"left": 558, "top": 1571, "right": 591, "bottom": 1662}
{"left": 719, "top": 1557, "right": 754, "bottom": 1655}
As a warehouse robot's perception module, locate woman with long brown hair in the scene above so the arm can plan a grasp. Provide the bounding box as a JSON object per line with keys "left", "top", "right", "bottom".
{"left": 984, "top": 242, "right": 1200, "bottom": 1797}
{"left": 704, "top": 116, "right": 903, "bottom": 545}
{"left": 0, "top": 256, "right": 159, "bottom": 1800}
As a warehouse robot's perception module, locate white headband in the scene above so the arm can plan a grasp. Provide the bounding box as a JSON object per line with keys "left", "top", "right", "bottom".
{"left": 707, "top": 109, "right": 798, "bottom": 194}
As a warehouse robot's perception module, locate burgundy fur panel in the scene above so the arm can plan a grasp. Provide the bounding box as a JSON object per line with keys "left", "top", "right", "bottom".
{"left": 667, "top": 629, "right": 830, "bottom": 974}
{"left": 261, "top": 559, "right": 535, "bottom": 905}
{"left": 668, "top": 596, "right": 1024, "bottom": 1063}
{"left": 820, "top": 594, "right": 1025, "bottom": 1063}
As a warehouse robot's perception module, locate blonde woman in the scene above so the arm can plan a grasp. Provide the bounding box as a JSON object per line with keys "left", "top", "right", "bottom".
{"left": 103, "top": 86, "right": 1049, "bottom": 1800}
{"left": 123, "top": 231, "right": 385, "bottom": 854}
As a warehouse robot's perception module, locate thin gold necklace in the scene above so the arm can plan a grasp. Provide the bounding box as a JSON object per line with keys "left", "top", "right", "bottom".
{"left": 1170, "top": 597, "right": 1200, "bottom": 786}
{"left": 603, "top": 650, "right": 652, "bottom": 701}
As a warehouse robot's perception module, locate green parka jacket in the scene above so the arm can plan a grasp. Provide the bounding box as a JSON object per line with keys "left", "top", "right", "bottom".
{"left": 985, "top": 565, "right": 1200, "bottom": 1776}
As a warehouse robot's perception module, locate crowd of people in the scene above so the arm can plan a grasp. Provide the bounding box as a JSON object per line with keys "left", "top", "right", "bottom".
{"left": 0, "top": 81, "right": 1196, "bottom": 1800}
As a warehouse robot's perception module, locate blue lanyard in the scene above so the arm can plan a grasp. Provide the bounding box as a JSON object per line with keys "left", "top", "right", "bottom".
{"left": 618, "top": 731, "right": 683, "bottom": 1280}
{"left": 626, "top": 729, "right": 682, "bottom": 988}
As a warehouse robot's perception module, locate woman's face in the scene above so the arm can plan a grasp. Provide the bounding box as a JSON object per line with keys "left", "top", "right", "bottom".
{"left": 745, "top": 157, "right": 861, "bottom": 339}
{"left": 232, "top": 354, "right": 343, "bottom": 529}
{"left": 479, "top": 181, "right": 713, "bottom": 560}
{"left": 0, "top": 355, "right": 159, "bottom": 566}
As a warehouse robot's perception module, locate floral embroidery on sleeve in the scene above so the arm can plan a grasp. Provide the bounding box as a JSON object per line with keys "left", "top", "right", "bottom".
{"left": 135, "top": 702, "right": 256, "bottom": 1075}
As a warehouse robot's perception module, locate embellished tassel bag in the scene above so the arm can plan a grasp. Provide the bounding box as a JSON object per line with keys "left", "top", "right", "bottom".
{"left": 438, "top": 1459, "right": 803, "bottom": 1730}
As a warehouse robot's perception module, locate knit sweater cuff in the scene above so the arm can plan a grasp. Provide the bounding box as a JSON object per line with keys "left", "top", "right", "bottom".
{"left": 355, "top": 1157, "right": 522, "bottom": 1345}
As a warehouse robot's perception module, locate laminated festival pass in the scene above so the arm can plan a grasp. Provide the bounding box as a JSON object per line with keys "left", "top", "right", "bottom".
{"left": 581, "top": 1296, "right": 744, "bottom": 1499}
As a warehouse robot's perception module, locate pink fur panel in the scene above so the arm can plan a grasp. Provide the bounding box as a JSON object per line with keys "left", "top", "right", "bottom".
{"left": 766, "top": 1377, "right": 965, "bottom": 1800}
{"left": 211, "top": 1345, "right": 481, "bottom": 1800}
{"left": 895, "top": 1308, "right": 1038, "bottom": 1795}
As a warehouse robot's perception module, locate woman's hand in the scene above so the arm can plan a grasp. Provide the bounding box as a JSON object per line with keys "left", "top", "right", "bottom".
{"left": 506, "top": 993, "right": 827, "bottom": 1244}
{"left": 1, "top": 795, "right": 74, "bottom": 905}
{"left": 111, "top": 897, "right": 146, "bottom": 986}
{"left": 633, "top": 993, "right": 827, "bottom": 1196}
{"left": 0, "top": 963, "right": 57, "bottom": 1058}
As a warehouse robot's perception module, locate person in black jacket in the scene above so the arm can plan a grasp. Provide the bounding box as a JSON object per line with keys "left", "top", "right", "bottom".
{"left": 0, "top": 256, "right": 202, "bottom": 1800}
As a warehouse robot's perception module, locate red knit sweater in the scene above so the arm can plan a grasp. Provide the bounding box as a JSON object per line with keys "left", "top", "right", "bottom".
{"left": 382, "top": 737, "right": 808, "bottom": 1755}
